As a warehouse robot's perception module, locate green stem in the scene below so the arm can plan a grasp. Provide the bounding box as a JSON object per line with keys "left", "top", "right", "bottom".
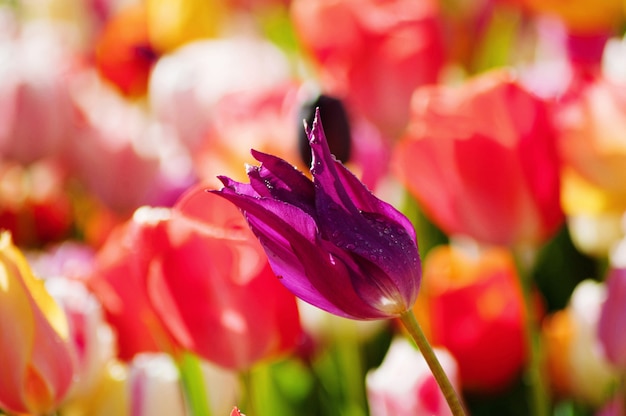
{"left": 399, "top": 310, "right": 467, "bottom": 416}
{"left": 332, "top": 321, "right": 367, "bottom": 415}
{"left": 177, "top": 352, "right": 211, "bottom": 416}
{"left": 240, "top": 369, "right": 258, "bottom": 416}
{"left": 514, "top": 250, "right": 550, "bottom": 416}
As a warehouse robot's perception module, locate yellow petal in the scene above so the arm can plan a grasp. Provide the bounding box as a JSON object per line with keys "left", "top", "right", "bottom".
{"left": 147, "top": 0, "right": 224, "bottom": 53}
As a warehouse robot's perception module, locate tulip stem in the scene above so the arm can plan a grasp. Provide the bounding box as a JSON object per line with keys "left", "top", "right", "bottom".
{"left": 178, "top": 352, "right": 211, "bottom": 416}
{"left": 399, "top": 310, "right": 467, "bottom": 416}
{"left": 241, "top": 369, "right": 259, "bottom": 416}
{"left": 514, "top": 249, "right": 550, "bottom": 416}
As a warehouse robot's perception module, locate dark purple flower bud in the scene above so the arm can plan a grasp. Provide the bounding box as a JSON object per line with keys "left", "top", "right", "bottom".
{"left": 211, "top": 110, "right": 420, "bottom": 320}
{"left": 298, "top": 95, "right": 352, "bottom": 167}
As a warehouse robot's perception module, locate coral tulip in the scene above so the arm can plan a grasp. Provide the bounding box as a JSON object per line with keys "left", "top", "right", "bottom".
{"left": 0, "top": 232, "right": 74, "bottom": 414}
{"left": 394, "top": 70, "right": 563, "bottom": 247}
{"left": 212, "top": 111, "right": 421, "bottom": 320}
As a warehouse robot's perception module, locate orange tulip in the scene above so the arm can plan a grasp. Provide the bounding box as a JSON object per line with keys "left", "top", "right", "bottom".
{"left": 522, "top": 0, "right": 623, "bottom": 35}
{"left": 95, "top": 4, "right": 157, "bottom": 97}
{"left": 414, "top": 244, "right": 526, "bottom": 393}
{"left": 0, "top": 232, "right": 74, "bottom": 414}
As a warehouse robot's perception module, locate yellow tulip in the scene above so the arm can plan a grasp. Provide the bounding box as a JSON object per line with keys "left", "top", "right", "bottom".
{"left": 0, "top": 232, "right": 74, "bottom": 415}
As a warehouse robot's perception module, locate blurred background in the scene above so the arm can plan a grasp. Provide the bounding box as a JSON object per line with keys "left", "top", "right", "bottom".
{"left": 2, "top": 0, "right": 626, "bottom": 415}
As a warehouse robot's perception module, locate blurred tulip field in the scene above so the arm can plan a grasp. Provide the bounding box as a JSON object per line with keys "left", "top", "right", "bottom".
{"left": 3, "top": 0, "right": 626, "bottom": 415}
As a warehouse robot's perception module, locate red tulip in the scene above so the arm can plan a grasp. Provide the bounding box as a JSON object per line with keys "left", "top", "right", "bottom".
{"left": 151, "top": 184, "right": 303, "bottom": 369}
{"left": 88, "top": 206, "right": 179, "bottom": 360}
{"left": 394, "top": 70, "right": 563, "bottom": 247}
{"left": 413, "top": 244, "right": 527, "bottom": 393}
{"left": 0, "top": 160, "right": 73, "bottom": 247}
{"left": 291, "top": 0, "right": 445, "bottom": 138}
{"left": 89, "top": 184, "right": 303, "bottom": 370}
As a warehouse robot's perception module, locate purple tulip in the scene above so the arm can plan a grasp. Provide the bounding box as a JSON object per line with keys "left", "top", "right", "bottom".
{"left": 211, "top": 110, "right": 421, "bottom": 320}
{"left": 598, "top": 267, "right": 626, "bottom": 369}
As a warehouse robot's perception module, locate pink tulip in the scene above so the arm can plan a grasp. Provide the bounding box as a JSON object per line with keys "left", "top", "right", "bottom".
{"left": 0, "top": 232, "right": 75, "bottom": 414}
{"left": 598, "top": 268, "right": 626, "bottom": 369}
{"left": 149, "top": 37, "right": 293, "bottom": 153}
{"left": 230, "top": 406, "right": 246, "bottom": 416}
{"left": 69, "top": 74, "right": 195, "bottom": 215}
{"left": 0, "top": 20, "right": 78, "bottom": 163}
{"left": 366, "top": 337, "right": 460, "bottom": 416}
{"left": 192, "top": 82, "right": 302, "bottom": 188}
{"left": 596, "top": 393, "right": 625, "bottom": 416}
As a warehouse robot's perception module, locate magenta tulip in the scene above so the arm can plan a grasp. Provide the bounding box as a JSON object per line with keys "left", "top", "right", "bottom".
{"left": 212, "top": 110, "right": 421, "bottom": 320}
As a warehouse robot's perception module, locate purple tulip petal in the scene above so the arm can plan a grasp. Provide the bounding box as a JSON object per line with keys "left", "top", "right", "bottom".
{"left": 246, "top": 150, "right": 315, "bottom": 216}
{"left": 211, "top": 109, "right": 421, "bottom": 320}
{"left": 212, "top": 186, "right": 385, "bottom": 319}
{"left": 307, "top": 113, "right": 420, "bottom": 304}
